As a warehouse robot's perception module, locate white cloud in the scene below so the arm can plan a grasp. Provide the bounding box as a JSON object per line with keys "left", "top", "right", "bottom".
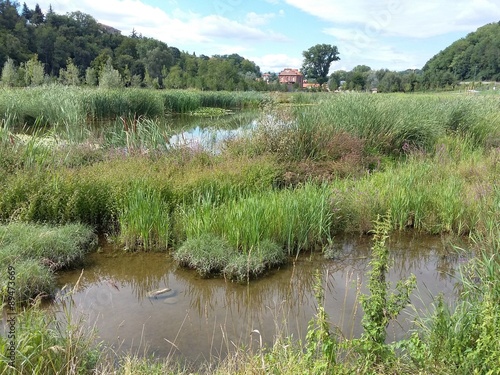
{"left": 251, "top": 53, "right": 303, "bottom": 73}
{"left": 245, "top": 11, "right": 276, "bottom": 26}
{"left": 324, "top": 27, "right": 416, "bottom": 71}
{"left": 284, "top": 0, "right": 500, "bottom": 38}
{"left": 201, "top": 15, "right": 289, "bottom": 42}
{"left": 27, "top": 0, "right": 289, "bottom": 46}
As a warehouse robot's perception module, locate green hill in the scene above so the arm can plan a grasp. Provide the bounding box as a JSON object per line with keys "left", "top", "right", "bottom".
{"left": 423, "top": 21, "right": 500, "bottom": 84}
{"left": 0, "top": 1, "right": 267, "bottom": 90}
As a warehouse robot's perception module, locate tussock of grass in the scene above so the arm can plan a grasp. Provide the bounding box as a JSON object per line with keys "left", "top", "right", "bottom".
{"left": 0, "top": 222, "right": 97, "bottom": 303}
{"left": 174, "top": 235, "right": 286, "bottom": 281}
{"left": 174, "top": 234, "right": 235, "bottom": 277}
{"left": 223, "top": 239, "right": 286, "bottom": 282}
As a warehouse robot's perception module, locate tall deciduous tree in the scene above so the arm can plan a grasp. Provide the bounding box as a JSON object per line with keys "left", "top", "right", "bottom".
{"left": 301, "top": 44, "right": 340, "bottom": 85}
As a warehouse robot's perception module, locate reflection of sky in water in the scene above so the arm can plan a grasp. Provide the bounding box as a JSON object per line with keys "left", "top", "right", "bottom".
{"left": 51, "top": 233, "right": 466, "bottom": 368}
{"left": 168, "top": 123, "right": 255, "bottom": 153}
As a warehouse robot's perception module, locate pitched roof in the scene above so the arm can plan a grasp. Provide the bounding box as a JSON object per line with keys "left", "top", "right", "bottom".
{"left": 279, "top": 68, "right": 303, "bottom": 76}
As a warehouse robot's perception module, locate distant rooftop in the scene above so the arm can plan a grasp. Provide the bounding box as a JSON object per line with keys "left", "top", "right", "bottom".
{"left": 279, "top": 68, "right": 303, "bottom": 76}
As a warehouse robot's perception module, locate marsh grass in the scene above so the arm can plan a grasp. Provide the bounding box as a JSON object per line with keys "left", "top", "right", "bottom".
{"left": 0, "top": 285, "right": 101, "bottom": 375}
{"left": 0, "top": 222, "right": 97, "bottom": 303}
{"left": 118, "top": 182, "right": 171, "bottom": 251}
{"left": 180, "top": 182, "right": 333, "bottom": 256}
{"left": 267, "top": 93, "right": 500, "bottom": 160}
{"left": 0, "top": 85, "right": 86, "bottom": 129}
{"left": 175, "top": 234, "right": 286, "bottom": 281}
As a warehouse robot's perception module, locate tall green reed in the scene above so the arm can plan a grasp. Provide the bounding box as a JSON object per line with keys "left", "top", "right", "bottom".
{"left": 118, "top": 182, "right": 171, "bottom": 251}
{"left": 180, "top": 182, "right": 333, "bottom": 255}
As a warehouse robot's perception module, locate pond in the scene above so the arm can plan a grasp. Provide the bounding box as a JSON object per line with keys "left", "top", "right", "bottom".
{"left": 53, "top": 232, "right": 464, "bottom": 367}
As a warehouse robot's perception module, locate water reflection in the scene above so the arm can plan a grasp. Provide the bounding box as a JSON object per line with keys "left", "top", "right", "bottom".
{"left": 53, "top": 233, "right": 464, "bottom": 366}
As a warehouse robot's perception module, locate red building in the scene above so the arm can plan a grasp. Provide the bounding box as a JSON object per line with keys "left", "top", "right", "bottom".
{"left": 278, "top": 68, "right": 304, "bottom": 88}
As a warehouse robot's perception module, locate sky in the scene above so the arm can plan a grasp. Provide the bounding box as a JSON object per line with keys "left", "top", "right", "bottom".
{"left": 24, "top": 0, "right": 500, "bottom": 73}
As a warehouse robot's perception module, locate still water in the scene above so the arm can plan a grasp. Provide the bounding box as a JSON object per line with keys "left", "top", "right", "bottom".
{"left": 54, "top": 233, "right": 463, "bottom": 366}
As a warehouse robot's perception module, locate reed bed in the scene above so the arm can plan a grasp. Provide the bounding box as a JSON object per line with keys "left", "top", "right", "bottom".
{"left": 0, "top": 86, "right": 86, "bottom": 128}
{"left": 287, "top": 93, "right": 500, "bottom": 157}
{"left": 84, "top": 88, "right": 165, "bottom": 121}
{"left": 179, "top": 183, "right": 334, "bottom": 255}
{"left": 0, "top": 86, "right": 271, "bottom": 132}
{"left": 118, "top": 181, "right": 171, "bottom": 251}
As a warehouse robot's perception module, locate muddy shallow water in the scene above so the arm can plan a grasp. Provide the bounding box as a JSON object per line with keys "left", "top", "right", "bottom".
{"left": 53, "top": 233, "right": 464, "bottom": 366}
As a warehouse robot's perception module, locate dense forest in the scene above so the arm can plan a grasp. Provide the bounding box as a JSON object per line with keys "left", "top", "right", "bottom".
{"left": 423, "top": 21, "right": 500, "bottom": 86}
{"left": 0, "top": 0, "right": 499, "bottom": 92}
{"left": 0, "top": 0, "right": 278, "bottom": 90}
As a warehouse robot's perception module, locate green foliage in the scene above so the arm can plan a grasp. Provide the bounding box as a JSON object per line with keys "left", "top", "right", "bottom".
{"left": 99, "top": 58, "right": 123, "bottom": 88}
{"left": 0, "top": 5, "right": 271, "bottom": 92}
{"left": 1, "top": 57, "right": 17, "bottom": 87}
{"left": 304, "top": 270, "right": 337, "bottom": 372}
{"left": 59, "top": 58, "right": 81, "bottom": 86}
{"left": 358, "top": 212, "right": 416, "bottom": 364}
{"left": 22, "top": 54, "right": 45, "bottom": 86}
{"left": 423, "top": 21, "right": 500, "bottom": 84}
{"left": 302, "top": 44, "right": 340, "bottom": 85}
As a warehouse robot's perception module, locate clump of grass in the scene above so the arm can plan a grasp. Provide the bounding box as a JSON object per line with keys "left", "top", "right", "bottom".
{"left": 223, "top": 239, "right": 286, "bottom": 282}
{"left": 174, "top": 234, "right": 286, "bottom": 281}
{"left": 0, "top": 295, "right": 101, "bottom": 374}
{"left": 174, "top": 234, "right": 235, "bottom": 277}
{"left": 0, "top": 222, "right": 97, "bottom": 303}
{"left": 0, "top": 222, "right": 97, "bottom": 270}
{"left": 118, "top": 182, "right": 171, "bottom": 251}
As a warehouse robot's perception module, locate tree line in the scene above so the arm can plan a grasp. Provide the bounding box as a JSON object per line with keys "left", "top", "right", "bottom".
{"left": 1, "top": 1, "right": 498, "bottom": 92}
{"left": 0, "top": 1, "right": 284, "bottom": 90}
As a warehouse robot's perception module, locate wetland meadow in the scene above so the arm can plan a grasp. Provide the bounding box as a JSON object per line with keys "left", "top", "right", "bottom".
{"left": 1, "top": 86, "right": 500, "bottom": 374}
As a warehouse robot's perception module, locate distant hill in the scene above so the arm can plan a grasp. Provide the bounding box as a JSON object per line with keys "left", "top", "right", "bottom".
{"left": 0, "top": 2, "right": 269, "bottom": 90}
{"left": 423, "top": 21, "right": 500, "bottom": 83}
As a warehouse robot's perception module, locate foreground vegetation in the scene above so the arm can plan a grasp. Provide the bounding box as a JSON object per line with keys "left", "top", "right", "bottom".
{"left": 1, "top": 88, "right": 499, "bottom": 373}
